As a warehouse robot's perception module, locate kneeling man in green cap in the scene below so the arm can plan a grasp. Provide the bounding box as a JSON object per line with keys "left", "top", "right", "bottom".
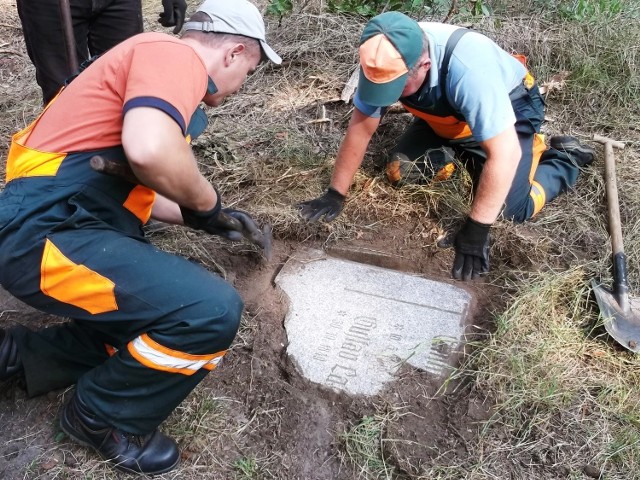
{"left": 298, "top": 12, "right": 594, "bottom": 281}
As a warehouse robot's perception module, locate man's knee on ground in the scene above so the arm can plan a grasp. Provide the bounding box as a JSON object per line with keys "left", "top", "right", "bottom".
{"left": 216, "top": 292, "right": 244, "bottom": 348}
{"left": 166, "top": 282, "right": 244, "bottom": 352}
{"left": 199, "top": 287, "right": 243, "bottom": 350}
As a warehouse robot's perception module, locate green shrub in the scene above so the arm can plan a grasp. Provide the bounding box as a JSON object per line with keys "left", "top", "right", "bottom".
{"left": 265, "top": 0, "right": 489, "bottom": 18}
{"left": 266, "top": 0, "right": 293, "bottom": 16}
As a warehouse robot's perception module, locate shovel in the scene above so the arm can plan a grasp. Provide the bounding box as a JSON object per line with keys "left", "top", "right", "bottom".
{"left": 590, "top": 134, "right": 640, "bottom": 352}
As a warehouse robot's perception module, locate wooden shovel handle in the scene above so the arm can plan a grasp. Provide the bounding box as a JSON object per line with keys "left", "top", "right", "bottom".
{"left": 59, "top": 0, "right": 79, "bottom": 74}
{"left": 593, "top": 134, "right": 628, "bottom": 310}
{"left": 593, "top": 135, "right": 626, "bottom": 256}
{"left": 90, "top": 155, "right": 143, "bottom": 185}
{"left": 593, "top": 134, "right": 625, "bottom": 150}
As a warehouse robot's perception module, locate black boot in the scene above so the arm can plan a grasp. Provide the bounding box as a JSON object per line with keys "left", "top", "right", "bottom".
{"left": 0, "top": 329, "right": 22, "bottom": 381}
{"left": 550, "top": 136, "right": 595, "bottom": 167}
{"left": 60, "top": 392, "right": 180, "bottom": 475}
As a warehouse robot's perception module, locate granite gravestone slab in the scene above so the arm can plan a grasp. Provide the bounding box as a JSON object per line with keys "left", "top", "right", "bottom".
{"left": 276, "top": 250, "right": 473, "bottom": 396}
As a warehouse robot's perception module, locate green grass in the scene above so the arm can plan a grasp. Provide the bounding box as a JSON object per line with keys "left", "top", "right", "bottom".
{"left": 164, "top": 390, "right": 229, "bottom": 442}
{"left": 340, "top": 411, "right": 401, "bottom": 479}
{"left": 234, "top": 456, "right": 260, "bottom": 479}
{"left": 457, "top": 268, "right": 640, "bottom": 477}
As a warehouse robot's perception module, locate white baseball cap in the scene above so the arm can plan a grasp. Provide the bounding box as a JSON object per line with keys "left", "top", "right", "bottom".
{"left": 183, "top": 0, "right": 282, "bottom": 65}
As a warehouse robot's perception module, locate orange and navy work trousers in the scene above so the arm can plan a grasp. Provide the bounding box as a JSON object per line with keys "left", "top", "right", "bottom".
{"left": 391, "top": 83, "right": 580, "bottom": 223}
{"left": 0, "top": 152, "right": 243, "bottom": 434}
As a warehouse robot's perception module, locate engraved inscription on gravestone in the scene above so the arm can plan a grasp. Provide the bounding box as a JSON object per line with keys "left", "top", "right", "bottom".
{"left": 276, "top": 251, "right": 473, "bottom": 396}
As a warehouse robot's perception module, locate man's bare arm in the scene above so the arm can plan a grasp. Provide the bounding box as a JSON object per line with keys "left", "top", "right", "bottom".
{"left": 298, "top": 108, "right": 381, "bottom": 222}
{"left": 121, "top": 107, "right": 218, "bottom": 212}
{"left": 150, "top": 194, "right": 183, "bottom": 224}
{"left": 451, "top": 125, "right": 521, "bottom": 280}
{"left": 471, "top": 125, "right": 521, "bottom": 223}
{"left": 330, "top": 109, "right": 381, "bottom": 195}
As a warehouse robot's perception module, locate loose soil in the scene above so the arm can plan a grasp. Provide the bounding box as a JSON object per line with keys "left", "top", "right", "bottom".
{"left": 0, "top": 226, "right": 498, "bottom": 479}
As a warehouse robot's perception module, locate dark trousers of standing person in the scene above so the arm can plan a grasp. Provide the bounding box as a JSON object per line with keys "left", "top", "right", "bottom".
{"left": 16, "top": 0, "right": 142, "bottom": 104}
{"left": 389, "top": 84, "right": 580, "bottom": 223}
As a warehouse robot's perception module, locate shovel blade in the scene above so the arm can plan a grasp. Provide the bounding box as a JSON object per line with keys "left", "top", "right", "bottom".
{"left": 591, "top": 279, "right": 640, "bottom": 353}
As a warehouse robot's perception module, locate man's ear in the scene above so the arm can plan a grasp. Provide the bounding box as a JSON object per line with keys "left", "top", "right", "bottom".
{"left": 225, "top": 43, "right": 247, "bottom": 65}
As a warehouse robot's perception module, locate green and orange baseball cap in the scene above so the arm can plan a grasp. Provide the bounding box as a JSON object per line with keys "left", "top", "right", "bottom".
{"left": 357, "top": 12, "right": 424, "bottom": 106}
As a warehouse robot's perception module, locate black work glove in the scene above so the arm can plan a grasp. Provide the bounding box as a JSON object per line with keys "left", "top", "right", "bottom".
{"left": 452, "top": 217, "right": 491, "bottom": 281}
{"left": 181, "top": 195, "right": 267, "bottom": 246}
{"left": 297, "top": 187, "right": 345, "bottom": 223}
{"left": 221, "top": 208, "right": 268, "bottom": 248}
{"left": 180, "top": 193, "right": 242, "bottom": 240}
{"left": 158, "top": 0, "right": 187, "bottom": 34}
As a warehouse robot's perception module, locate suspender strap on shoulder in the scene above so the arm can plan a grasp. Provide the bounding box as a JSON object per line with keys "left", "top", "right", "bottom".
{"left": 440, "top": 28, "right": 470, "bottom": 105}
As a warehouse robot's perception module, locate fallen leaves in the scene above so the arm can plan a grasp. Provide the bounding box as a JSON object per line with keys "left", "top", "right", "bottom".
{"left": 539, "top": 70, "right": 571, "bottom": 95}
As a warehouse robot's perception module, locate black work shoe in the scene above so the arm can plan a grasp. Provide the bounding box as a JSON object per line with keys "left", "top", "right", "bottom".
{"left": 550, "top": 135, "right": 595, "bottom": 167}
{"left": 0, "top": 329, "right": 22, "bottom": 381}
{"left": 60, "top": 392, "right": 180, "bottom": 475}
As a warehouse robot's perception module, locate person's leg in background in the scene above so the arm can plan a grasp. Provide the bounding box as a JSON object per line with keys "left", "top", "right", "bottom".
{"left": 15, "top": 0, "right": 142, "bottom": 104}
{"left": 16, "top": 0, "right": 91, "bottom": 104}
{"left": 89, "top": 0, "right": 143, "bottom": 56}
